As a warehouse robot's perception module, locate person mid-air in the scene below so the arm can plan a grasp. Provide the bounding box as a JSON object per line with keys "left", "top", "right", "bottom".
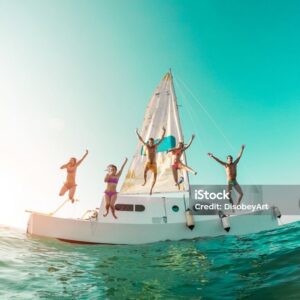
{"left": 168, "top": 134, "right": 197, "bottom": 189}
{"left": 136, "top": 127, "right": 166, "bottom": 195}
{"left": 59, "top": 149, "right": 89, "bottom": 203}
{"left": 103, "top": 158, "right": 128, "bottom": 219}
{"left": 208, "top": 145, "right": 245, "bottom": 205}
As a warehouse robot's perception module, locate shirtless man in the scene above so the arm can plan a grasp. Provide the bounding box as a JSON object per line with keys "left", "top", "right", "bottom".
{"left": 167, "top": 134, "right": 197, "bottom": 189}
{"left": 208, "top": 145, "right": 245, "bottom": 205}
{"left": 59, "top": 149, "right": 89, "bottom": 203}
{"left": 136, "top": 127, "right": 166, "bottom": 195}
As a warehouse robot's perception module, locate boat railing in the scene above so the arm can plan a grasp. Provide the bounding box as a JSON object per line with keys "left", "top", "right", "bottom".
{"left": 81, "top": 208, "right": 99, "bottom": 220}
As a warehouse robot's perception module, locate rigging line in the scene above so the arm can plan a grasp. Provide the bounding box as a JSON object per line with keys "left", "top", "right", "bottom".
{"left": 175, "top": 75, "right": 235, "bottom": 151}
{"left": 175, "top": 78, "right": 200, "bottom": 135}
{"left": 174, "top": 77, "right": 209, "bottom": 153}
{"left": 176, "top": 74, "right": 254, "bottom": 182}
{"left": 171, "top": 76, "right": 190, "bottom": 190}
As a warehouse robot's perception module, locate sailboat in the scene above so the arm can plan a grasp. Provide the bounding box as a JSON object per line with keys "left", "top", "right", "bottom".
{"left": 26, "top": 71, "right": 294, "bottom": 244}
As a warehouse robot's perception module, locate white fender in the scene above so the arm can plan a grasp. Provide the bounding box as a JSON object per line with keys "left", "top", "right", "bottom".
{"left": 219, "top": 211, "right": 230, "bottom": 232}
{"left": 273, "top": 206, "right": 281, "bottom": 218}
{"left": 185, "top": 209, "right": 195, "bottom": 230}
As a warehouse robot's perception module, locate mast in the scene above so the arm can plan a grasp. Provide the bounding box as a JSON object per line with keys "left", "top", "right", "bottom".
{"left": 169, "top": 70, "right": 190, "bottom": 191}
{"left": 120, "top": 70, "right": 190, "bottom": 195}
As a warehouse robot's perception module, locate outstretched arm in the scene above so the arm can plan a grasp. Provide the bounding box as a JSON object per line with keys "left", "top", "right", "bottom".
{"left": 167, "top": 147, "right": 176, "bottom": 153}
{"left": 207, "top": 153, "right": 226, "bottom": 166}
{"left": 60, "top": 163, "right": 68, "bottom": 169}
{"left": 155, "top": 127, "right": 166, "bottom": 146}
{"left": 117, "top": 157, "right": 128, "bottom": 177}
{"left": 136, "top": 129, "right": 147, "bottom": 146}
{"left": 183, "top": 134, "right": 195, "bottom": 151}
{"left": 234, "top": 144, "right": 245, "bottom": 164}
{"left": 77, "top": 149, "right": 89, "bottom": 166}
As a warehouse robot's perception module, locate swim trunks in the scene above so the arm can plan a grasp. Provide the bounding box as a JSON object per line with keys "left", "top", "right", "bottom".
{"left": 145, "top": 162, "right": 157, "bottom": 173}
{"left": 228, "top": 180, "right": 238, "bottom": 186}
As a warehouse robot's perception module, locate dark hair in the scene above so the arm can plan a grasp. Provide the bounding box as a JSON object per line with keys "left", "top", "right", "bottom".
{"left": 227, "top": 155, "right": 233, "bottom": 160}
{"left": 107, "top": 164, "right": 117, "bottom": 171}
{"left": 148, "top": 138, "right": 154, "bottom": 142}
{"left": 70, "top": 157, "right": 77, "bottom": 163}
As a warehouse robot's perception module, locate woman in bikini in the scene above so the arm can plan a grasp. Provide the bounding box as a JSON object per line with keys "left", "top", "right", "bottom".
{"left": 168, "top": 135, "right": 197, "bottom": 188}
{"left": 59, "top": 150, "right": 89, "bottom": 203}
{"left": 103, "top": 157, "right": 128, "bottom": 219}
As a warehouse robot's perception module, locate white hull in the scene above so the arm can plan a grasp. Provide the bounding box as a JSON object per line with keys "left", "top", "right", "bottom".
{"left": 26, "top": 196, "right": 291, "bottom": 245}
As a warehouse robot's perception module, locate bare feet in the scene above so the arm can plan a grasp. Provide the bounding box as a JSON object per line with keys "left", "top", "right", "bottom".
{"left": 70, "top": 198, "right": 75, "bottom": 204}
{"left": 112, "top": 214, "right": 118, "bottom": 219}
{"left": 142, "top": 181, "right": 147, "bottom": 186}
{"left": 103, "top": 211, "right": 108, "bottom": 217}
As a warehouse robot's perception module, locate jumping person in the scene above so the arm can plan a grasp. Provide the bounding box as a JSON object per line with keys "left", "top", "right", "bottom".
{"left": 208, "top": 145, "right": 245, "bottom": 205}
{"left": 103, "top": 158, "right": 128, "bottom": 219}
{"left": 136, "top": 127, "right": 166, "bottom": 195}
{"left": 168, "top": 134, "right": 197, "bottom": 189}
{"left": 59, "top": 149, "right": 89, "bottom": 203}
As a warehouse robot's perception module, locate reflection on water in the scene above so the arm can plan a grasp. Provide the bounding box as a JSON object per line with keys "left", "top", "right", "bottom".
{"left": 0, "top": 222, "right": 299, "bottom": 299}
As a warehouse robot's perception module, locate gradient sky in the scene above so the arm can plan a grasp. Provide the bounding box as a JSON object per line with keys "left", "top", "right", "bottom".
{"left": 1, "top": 0, "right": 300, "bottom": 227}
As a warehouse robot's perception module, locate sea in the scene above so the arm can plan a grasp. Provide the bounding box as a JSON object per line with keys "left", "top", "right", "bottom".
{"left": 0, "top": 222, "right": 299, "bottom": 300}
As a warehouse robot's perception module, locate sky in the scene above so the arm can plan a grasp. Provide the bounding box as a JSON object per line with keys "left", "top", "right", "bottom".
{"left": 0, "top": 0, "right": 300, "bottom": 228}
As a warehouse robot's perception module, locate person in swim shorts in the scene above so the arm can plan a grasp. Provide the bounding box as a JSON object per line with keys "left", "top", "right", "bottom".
{"left": 208, "top": 145, "right": 245, "bottom": 205}
{"left": 136, "top": 127, "right": 166, "bottom": 195}
{"left": 59, "top": 149, "right": 89, "bottom": 203}
{"left": 103, "top": 157, "right": 128, "bottom": 219}
{"left": 167, "top": 134, "right": 197, "bottom": 189}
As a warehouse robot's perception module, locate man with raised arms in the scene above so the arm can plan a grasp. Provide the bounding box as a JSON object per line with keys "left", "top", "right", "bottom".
{"left": 136, "top": 127, "right": 166, "bottom": 195}
{"left": 208, "top": 145, "right": 245, "bottom": 205}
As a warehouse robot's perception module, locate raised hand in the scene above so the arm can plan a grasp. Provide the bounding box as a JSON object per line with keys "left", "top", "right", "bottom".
{"left": 207, "top": 153, "right": 213, "bottom": 157}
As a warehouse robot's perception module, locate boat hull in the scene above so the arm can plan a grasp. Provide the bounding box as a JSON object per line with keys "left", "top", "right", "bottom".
{"left": 27, "top": 212, "right": 280, "bottom": 245}
{"left": 27, "top": 195, "right": 295, "bottom": 244}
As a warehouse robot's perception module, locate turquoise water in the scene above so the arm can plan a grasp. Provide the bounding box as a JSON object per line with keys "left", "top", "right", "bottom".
{"left": 0, "top": 223, "right": 299, "bottom": 300}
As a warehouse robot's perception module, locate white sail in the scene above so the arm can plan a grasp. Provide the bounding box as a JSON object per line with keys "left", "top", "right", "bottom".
{"left": 120, "top": 71, "right": 190, "bottom": 194}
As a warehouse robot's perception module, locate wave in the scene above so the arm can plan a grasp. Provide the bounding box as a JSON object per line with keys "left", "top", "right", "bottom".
{"left": 0, "top": 222, "right": 299, "bottom": 299}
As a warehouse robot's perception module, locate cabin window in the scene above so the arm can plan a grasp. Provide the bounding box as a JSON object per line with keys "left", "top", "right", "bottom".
{"left": 115, "top": 204, "right": 134, "bottom": 211}
{"left": 115, "top": 204, "right": 145, "bottom": 212}
{"left": 172, "top": 205, "right": 179, "bottom": 212}
{"left": 135, "top": 205, "right": 145, "bottom": 212}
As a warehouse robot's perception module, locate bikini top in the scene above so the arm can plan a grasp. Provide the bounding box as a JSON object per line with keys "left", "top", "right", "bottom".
{"left": 67, "top": 166, "right": 76, "bottom": 174}
{"left": 106, "top": 176, "right": 119, "bottom": 184}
